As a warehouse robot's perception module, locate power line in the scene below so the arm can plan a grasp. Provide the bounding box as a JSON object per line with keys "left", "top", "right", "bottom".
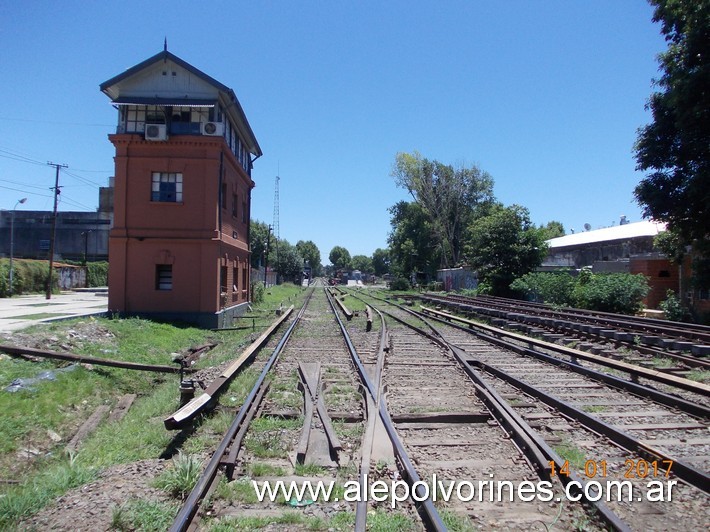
{"left": 0, "top": 184, "right": 52, "bottom": 198}
{"left": 0, "top": 116, "right": 115, "bottom": 127}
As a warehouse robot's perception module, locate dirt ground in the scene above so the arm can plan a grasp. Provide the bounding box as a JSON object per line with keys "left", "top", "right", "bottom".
{"left": 21, "top": 459, "right": 171, "bottom": 531}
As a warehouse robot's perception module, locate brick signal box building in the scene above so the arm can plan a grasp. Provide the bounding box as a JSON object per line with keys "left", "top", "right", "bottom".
{"left": 101, "top": 48, "right": 261, "bottom": 328}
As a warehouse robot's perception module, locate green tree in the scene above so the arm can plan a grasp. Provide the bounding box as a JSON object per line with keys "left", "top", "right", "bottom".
{"left": 274, "top": 240, "right": 304, "bottom": 282}
{"left": 371, "top": 248, "right": 391, "bottom": 276}
{"left": 391, "top": 151, "right": 495, "bottom": 268}
{"left": 633, "top": 0, "right": 709, "bottom": 253}
{"left": 539, "top": 220, "right": 566, "bottom": 240}
{"left": 296, "top": 240, "right": 322, "bottom": 276}
{"left": 387, "top": 201, "right": 439, "bottom": 280}
{"left": 351, "top": 255, "right": 373, "bottom": 274}
{"left": 329, "top": 246, "right": 352, "bottom": 271}
{"left": 249, "top": 220, "right": 272, "bottom": 268}
{"left": 464, "top": 204, "right": 548, "bottom": 296}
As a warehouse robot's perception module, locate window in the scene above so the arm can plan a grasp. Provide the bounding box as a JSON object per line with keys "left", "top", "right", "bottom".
{"left": 156, "top": 265, "right": 172, "bottom": 290}
{"left": 221, "top": 183, "right": 227, "bottom": 209}
{"left": 151, "top": 172, "right": 183, "bottom": 202}
{"left": 232, "top": 193, "right": 238, "bottom": 218}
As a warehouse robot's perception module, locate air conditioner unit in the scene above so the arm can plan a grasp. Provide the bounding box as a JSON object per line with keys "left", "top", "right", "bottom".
{"left": 145, "top": 124, "right": 167, "bottom": 141}
{"left": 201, "top": 121, "right": 224, "bottom": 136}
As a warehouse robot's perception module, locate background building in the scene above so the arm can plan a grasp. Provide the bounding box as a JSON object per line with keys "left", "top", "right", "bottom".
{"left": 542, "top": 220, "right": 708, "bottom": 314}
{"left": 101, "top": 47, "right": 262, "bottom": 328}
{"left": 0, "top": 183, "right": 112, "bottom": 263}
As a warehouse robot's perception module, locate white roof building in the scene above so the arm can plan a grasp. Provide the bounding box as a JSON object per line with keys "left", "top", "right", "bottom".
{"left": 547, "top": 221, "right": 667, "bottom": 249}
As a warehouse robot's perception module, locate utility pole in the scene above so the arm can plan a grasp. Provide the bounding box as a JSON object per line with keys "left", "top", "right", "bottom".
{"left": 46, "top": 162, "right": 67, "bottom": 299}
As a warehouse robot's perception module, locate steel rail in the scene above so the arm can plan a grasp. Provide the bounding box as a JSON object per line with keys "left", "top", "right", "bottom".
{"left": 473, "top": 360, "right": 710, "bottom": 494}
{"left": 475, "top": 293, "right": 710, "bottom": 336}
{"left": 392, "top": 301, "right": 710, "bottom": 493}
{"left": 357, "top": 292, "right": 631, "bottom": 531}
{"left": 325, "top": 288, "right": 447, "bottom": 532}
{"left": 419, "top": 307, "right": 710, "bottom": 419}
{"left": 421, "top": 294, "right": 710, "bottom": 370}
{"left": 434, "top": 293, "right": 710, "bottom": 344}
{"left": 420, "top": 306, "right": 710, "bottom": 399}
{"left": 169, "top": 286, "right": 315, "bottom": 532}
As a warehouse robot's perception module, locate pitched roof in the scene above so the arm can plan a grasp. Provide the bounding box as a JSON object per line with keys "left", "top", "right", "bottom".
{"left": 547, "top": 220, "right": 666, "bottom": 248}
{"left": 100, "top": 49, "right": 262, "bottom": 157}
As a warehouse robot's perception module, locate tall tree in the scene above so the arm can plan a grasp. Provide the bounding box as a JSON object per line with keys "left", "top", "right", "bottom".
{"left": 296, "top": 240, "right": 322, "bottom": 276}
{"left": 387, "top": 201, "right": 440, "bottom": 280}
{"left": 464, "top": 204, "right": 548, "bottom": 296}
{"left": 391, "top": 152, "right": 495, "bottom": 268}
{"left": 371, "top": 248, "right": 391, "bottom": 276}
{"left": 249, "top": 220, "right": 272, "bottom": 268}
{"left": 634, "top": 0, "right": 709, "bottom": 246}
{"left": 329, "top": 246, "right": 352, "bottom": 270}
{"left": 274, "top": 240, "right": 304, "bottom": 282}
{"left": 351, "top": 255, "right": 373, "bottom": 274}
{"left": 539, "top": 221, "right": 566, "bottom": 240}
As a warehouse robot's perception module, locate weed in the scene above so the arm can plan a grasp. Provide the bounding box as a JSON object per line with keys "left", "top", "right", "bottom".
{"left": 581, "top": 405, "right": 606, "bottom": 413}
{"left": 247, "top": 462, "right": 286, "bottom": 477}
{"left": 440, "top": 508, "right": 478, "bottom": 531}
{"left": 110, "top": 499, "right": 179, "bottom": 531}
{"left": 294, "top": 462, "right": 327, "bottom": 476}
{"left": 365, "top": 509, "right": 416, "bottom": 530}
{"left": 245, "top": 431, "right": 287, "bottom": 458}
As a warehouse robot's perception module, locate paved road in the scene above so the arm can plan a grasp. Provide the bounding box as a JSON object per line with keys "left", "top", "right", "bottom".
{"left": 0, "top": 290, "right": 108, "bottom": 333}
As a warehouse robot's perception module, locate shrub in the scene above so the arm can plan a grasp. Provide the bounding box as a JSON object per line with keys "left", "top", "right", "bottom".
{"left": 86, "top": 262, "right": 109, "bottom": 287}
{"left": 510, "top": 272, "right": 575, "bottom": 305}
{"left": 659, "top": 290, "right": 690, "bottom": 322}
{"left": 572, "top": 273, "right": 650, "bottom": 314}
{"left": 251, "top": 280, "right": 265, "bottom": 304}
{"left": 388, "top": 277, "right": 410, "bottom": 291}
{"left": 0, "top": 259, "right": 54, "bottom": 297}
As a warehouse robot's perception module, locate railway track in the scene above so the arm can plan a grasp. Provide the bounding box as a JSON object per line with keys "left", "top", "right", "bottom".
{"left": 170, "top": 283, "right": 440, "bottom": 530}
{"left": 346, "top": 289, "right": 709, "bottom": 531}
{"left": 420, "top": 293, "right": 710, "bottom": 372}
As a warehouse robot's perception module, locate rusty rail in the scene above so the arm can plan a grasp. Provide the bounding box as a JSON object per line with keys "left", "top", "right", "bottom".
{"left": 0, "top": 344, "right": 191, "bottom": 374}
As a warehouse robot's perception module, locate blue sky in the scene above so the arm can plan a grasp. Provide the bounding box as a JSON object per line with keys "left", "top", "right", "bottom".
{"left": 0, "top": 1, "right": 667, "bottom": 261}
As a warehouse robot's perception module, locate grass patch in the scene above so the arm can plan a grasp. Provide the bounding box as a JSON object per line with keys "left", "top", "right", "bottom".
{"left": 0, "top": 288, "right": 294, "bottom": 524}
{"left": 686, "top": 369, "right": 710, "bottom": 383}
{"left": 440, "top": 508, "right": 478, "bottom": 531}
{"left": 0, "top": 453, "right": 97, "bottom": 528}
{"left": 294, "top": 462, "right": 327, "bottom": 476}
{"left": 651, "top": 357, "right": 675, "bottom": 369}
{"left": 581, "top": 405, "right": 606, "bottom": 413}
{"left": 247, "top": 462, "right": 286, "bottom": 477}
{"left": 207, "top": 512, "right": 324, "bottom": 531}
{"left": 110, "top": 498, "right": 179, "bottom": 531}
{"left": 554, "top": 441, "right": 586, "bottom": 470}
{"left": 365, "top": 509, "right": 416, "bottom": 530}
{"left": 11, "top": 312, "right": 69, "bottom": 320}
{"left": 214, "top": 476, "right": 262, "bottom": 504}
